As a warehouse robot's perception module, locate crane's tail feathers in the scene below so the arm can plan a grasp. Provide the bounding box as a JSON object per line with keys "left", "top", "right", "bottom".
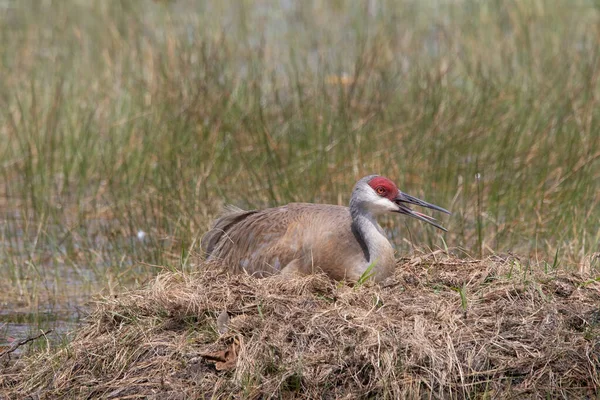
{"left": 201, "top": 205, "right": 257, "bottom": 257}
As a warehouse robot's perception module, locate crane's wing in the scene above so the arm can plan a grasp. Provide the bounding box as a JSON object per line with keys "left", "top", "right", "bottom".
{"left": 201, "top": 203, "right": 368, "bottom": 280}
{"left": 201, "top": 205, "right": 258, "bottom": 256}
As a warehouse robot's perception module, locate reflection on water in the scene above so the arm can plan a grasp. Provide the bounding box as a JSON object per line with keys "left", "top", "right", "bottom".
{"left": 0, "top": 311, "right": 79, "bottom": 355}
{"left": 0, "top": 211, "right": 153, "bottom": 350}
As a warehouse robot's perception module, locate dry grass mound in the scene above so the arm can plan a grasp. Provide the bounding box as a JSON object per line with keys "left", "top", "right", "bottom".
{"left": 2, "top": 255, "right": 599, "bottom": 399}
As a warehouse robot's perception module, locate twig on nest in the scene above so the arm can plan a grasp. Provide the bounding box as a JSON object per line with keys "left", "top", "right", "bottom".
{"left": 0, "top": 330, "right": 52, "bottom": 358}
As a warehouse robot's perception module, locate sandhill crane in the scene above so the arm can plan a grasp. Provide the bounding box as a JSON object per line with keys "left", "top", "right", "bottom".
{"left": 202, "top": 175, "right": 450, "bottom": 283}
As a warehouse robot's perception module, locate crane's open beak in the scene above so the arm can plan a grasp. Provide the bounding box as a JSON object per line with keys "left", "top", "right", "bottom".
{"left": 394, "top": 192, "right": 451, "bottom": 232}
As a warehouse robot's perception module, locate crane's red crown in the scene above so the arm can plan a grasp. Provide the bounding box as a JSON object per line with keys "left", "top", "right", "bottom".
{"left": 368, "top": 176, "right": 399, "bottom": 200}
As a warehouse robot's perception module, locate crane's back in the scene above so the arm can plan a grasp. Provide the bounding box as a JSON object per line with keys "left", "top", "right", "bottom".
{"left": 201, "top": 203, "right": 382, "bottom": 281}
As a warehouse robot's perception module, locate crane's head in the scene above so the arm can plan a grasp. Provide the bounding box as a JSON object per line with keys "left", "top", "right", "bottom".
{"left": 352, "top": 175, "right": 451, "bottom": 231}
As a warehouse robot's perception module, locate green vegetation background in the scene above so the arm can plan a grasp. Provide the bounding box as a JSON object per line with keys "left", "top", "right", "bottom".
{"left": 0, "top": 0, "right": 599, "bottom": 331}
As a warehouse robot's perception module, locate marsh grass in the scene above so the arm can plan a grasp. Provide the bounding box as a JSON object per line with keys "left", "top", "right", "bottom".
{"left": 2, "top": 256, "right": 599, "bottom": 398}
{"left": 0, "top": 0, "right": 599, "bottom": 338}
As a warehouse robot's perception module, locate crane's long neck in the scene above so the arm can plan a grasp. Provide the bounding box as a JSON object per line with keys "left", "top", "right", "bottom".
{"left": 350, "top": 205, "right": 390, "bottom": 266}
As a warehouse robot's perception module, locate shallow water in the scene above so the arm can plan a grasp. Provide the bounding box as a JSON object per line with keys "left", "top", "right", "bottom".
{"left": 0, "top": 311, "right": 79, "bottom": 355}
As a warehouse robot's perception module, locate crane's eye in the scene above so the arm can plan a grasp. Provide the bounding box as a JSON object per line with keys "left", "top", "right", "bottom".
{"left": 376, "top": 186, "right": 386, "bottom": 195}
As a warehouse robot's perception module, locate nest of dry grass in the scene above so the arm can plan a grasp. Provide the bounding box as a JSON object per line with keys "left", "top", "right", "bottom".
{"left": 1, "top": 255, "right": 599, "bottom": 399}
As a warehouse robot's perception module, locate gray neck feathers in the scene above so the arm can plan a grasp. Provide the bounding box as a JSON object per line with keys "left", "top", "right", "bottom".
{"left": 350, "top": 201, "right": 388, "bottom": 266}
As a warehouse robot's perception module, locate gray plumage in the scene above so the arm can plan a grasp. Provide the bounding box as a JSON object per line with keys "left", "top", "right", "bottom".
{"left": 202, "top": 175, "right": 450, "bottom": 283}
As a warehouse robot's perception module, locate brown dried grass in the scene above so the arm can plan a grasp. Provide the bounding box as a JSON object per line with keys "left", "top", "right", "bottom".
{"left": 1, "top": 255, "right": 599, "bottom": 399}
